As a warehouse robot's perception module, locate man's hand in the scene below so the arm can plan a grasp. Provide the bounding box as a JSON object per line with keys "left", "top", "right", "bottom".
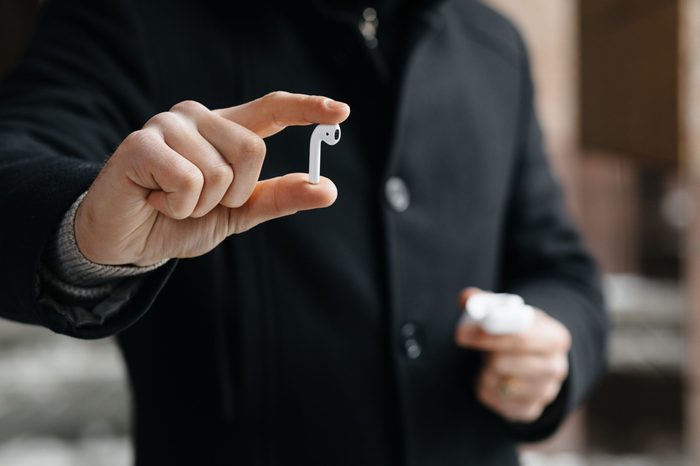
{"left": 75, "top": 92, "right": 350, "bottom": 266}
{"left": 455, "top": 288, "right": 571, "bottom": 423}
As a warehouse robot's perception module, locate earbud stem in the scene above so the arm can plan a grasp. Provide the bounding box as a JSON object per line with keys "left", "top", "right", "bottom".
{"left": 309, "top": 139, "right": 321, "bottom": 184}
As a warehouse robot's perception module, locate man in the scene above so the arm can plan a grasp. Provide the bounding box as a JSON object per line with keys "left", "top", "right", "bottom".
{"left": 0, "top": 0, "right": 607, "bottom": 464}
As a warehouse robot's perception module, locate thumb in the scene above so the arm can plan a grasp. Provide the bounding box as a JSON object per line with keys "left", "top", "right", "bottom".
{"left": 455, "top": 287, "right": 486, "bottom": 348}
{"left": 458, "top": 287, "right": 485, "bottom": 309}
{"left": 228, "top": 172, "right": 337, "bottom": 234}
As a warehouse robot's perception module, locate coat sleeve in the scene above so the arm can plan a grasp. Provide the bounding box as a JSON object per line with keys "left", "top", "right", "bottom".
{"left": 0, "top": 0, "right": 175, "bottom": 339}
{"left": 499, "top": 36, "right": 609, "bottom": 441}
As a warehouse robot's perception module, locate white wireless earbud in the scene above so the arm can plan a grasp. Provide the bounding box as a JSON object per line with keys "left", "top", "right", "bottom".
{"left": 309, "top": 124, "right": 341, "bottom": 184}
{"left": 460, "top": 293, "right": 534, "bottom": 335}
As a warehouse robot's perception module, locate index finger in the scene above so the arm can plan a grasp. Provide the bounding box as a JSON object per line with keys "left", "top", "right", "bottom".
{"left": 214, "top": 91, "right": 351, "bottom": 138}
{"left": 455, "top": 311, "right": 561, "bottom": 354}
{"left": 455, "top": 325, "right": 536, "bottom": 353}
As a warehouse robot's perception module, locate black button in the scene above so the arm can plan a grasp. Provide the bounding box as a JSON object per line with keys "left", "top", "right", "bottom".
{"left": 359, "top": 7, "right": 379, "bottom": 48}
{"left": 405, "top": 339, "right": 422, "bottom": 359}
{"left": 401, "top": 322, "right": 416, "bottom": 338}
{"left": 401, "top": 322, "right": 422, "bottom": 359}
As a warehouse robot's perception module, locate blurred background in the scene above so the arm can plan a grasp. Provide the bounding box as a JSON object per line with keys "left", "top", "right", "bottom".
{"left": 0, "top": 0, "right": 697, "bottom": 464}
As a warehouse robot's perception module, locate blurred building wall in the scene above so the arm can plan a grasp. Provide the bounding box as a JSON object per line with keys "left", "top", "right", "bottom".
{"left": 485, "top": 0, "right": 580, "bottom": 208}
{"left": 486, "top": 0, "right": 691, "bottom": 462}
{"left": 682, "top": 0, "right": 700, "bottom": 462}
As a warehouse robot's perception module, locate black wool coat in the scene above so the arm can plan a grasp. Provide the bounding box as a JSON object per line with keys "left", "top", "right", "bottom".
{"left": 0, "top": 0, "right": 607, "bottom": 464}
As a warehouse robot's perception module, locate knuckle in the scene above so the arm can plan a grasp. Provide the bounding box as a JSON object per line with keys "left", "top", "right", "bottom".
{"left": 553, "top": 357, "right": 569, "bottom": 380}
{"left": 543, "top": 354, "right": 568, "bottom": 380}
{"left": 510, "top": 406, "right": 541, "bottom": 423}
{"left": 308, "top": 94, "right": 325, "bottom": 110}
{"left": 207, "top": 164, "right": 234, "bottom": 185}
{"left": 544, "top": 382, "right": 561, "bottom": 402}
{"left": 261, "top": 92, "right": 288, "bottom": 129}
{"left": 123, "top": 129, "right": 159, "bottom": 152}
{"left": 544, "top": 366, "right": 558, "bottom": 380}
{"left": 301, "top": 94, "right": 322, "bottom": 120}
{"left": 171, "top": 99, "right": 207, "bottom": 115}
{"left": 558, "top": 330, "right": 572, "bottom": 351}
{"left": 241, "top": 136, "right": 267, "bottom": 160}
{"left": 175, "top": 166, "right": 204, "bottom": 192}
{"left": 262, "top": 90, "right": 288, "bottom": 104}
{"left": 146, "top": 111, "right": 184, "bottom": 131}
{"left": 509, "top": 404, "right": 543, "bottom": 423}
{"left": 300, "top": 94, "right": 314, "bottom": 107}
{"left": 549, "top": 320, "right": 572, "bottom": 351}
{"left": 525, "top": 404, "right": 544, "bottom": 421}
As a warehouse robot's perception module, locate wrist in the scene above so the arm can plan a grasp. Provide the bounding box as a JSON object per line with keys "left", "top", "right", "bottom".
{"left": 74, "top": 193, "right": 107, "bottom": 265}
{"left": 52, "top": 192, "right": 168, "bottom": 287}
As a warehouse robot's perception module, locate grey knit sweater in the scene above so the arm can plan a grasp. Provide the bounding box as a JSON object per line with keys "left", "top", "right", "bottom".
{"left": 42, "top": 193, "right": 168, "bottom": 300}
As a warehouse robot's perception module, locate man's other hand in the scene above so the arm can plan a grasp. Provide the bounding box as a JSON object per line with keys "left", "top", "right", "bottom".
{"left": 455, "top": 288, "right": 571, "bottom": 423}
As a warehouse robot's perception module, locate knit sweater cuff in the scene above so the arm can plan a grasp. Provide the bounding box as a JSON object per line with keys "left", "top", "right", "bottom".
{"left": 45, "top": 192, "right": 169, "bottom": 288}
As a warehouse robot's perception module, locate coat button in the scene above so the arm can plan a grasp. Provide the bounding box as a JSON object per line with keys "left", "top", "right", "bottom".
{"left": 385, "top": 177, "right": 410, "bottom": 212}
{"left": 401, "top": 322, "right": 416, "bottom": 337}
{"left": 404, "top": 339, "right": 422, "bottom": 359}
{"left": 359, "top": 7, "right": 379, "bottom": 49}
{"left": 401, "top": 322, "right": 422, "bottom": 359}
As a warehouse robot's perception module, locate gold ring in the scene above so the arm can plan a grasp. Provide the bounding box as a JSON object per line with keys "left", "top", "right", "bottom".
{"left": 499, "top": 376, "right": 517, "bottom": 398}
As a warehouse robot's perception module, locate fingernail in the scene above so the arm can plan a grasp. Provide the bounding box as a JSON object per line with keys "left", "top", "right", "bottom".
{"left": 324, "top": 98, "right": 349, "bottom": 110}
